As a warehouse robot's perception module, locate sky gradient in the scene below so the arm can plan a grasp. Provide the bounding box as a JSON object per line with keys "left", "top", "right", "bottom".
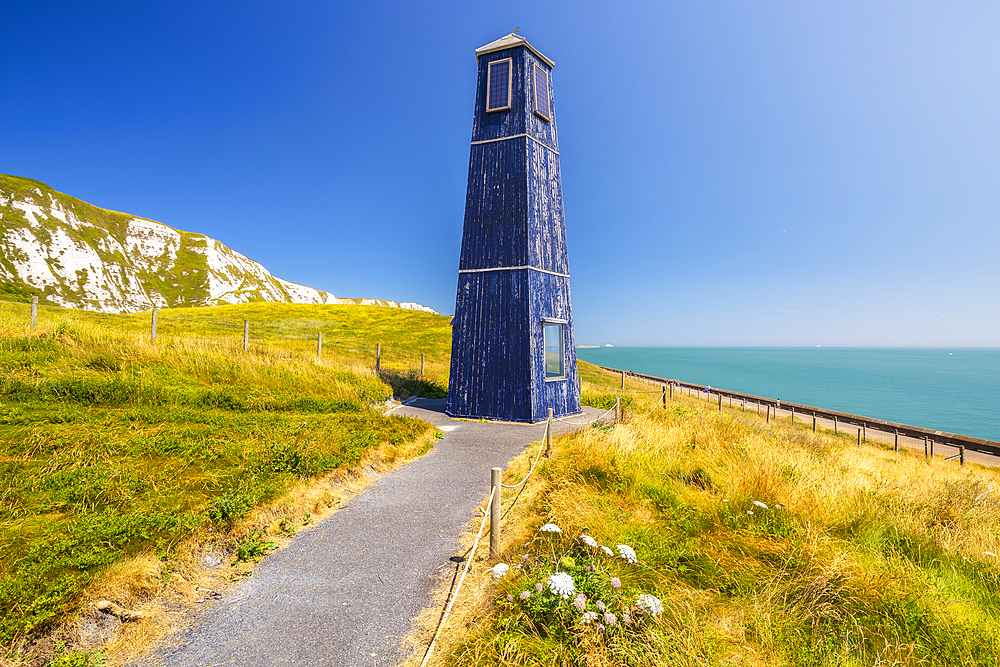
{"left": 3, "top": 1, "right": 998, "bottom": 346}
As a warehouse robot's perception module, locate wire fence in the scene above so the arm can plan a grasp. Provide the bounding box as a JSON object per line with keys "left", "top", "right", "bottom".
{"left": 0, "top": 295, "right": 446, "bottom": 376}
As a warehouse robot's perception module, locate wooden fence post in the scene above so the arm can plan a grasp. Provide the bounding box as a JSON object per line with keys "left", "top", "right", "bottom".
{"left": 669, "top": 383, "right": 673, "bottom": 401}
{"left": 421, "top": 353, "right": 425, "bottom": 376}
{"left": 490, "top": 467, "right": 501, "bottom": 559}
{"left": 812, "top": 414, "right": 817, "bottom": 432}
{"left": 862, "top": 423, "right": 867, "bottom": 443}
{"left": 959, "top": 445, "right": 965, "bottom": 466}
{"left": 662, "top": 386, "right": 667, "bottom": 409}
{"left": 243, "top": 319, "right": 249, "bottom": 351}
{"left": 621, "top": 371, "right": 625, "bottom": 389}
{"left": 376, "top": 342, "right": 381, "bottom": 371}
{"left": 894, "top": 430, "right": 899, "bottom": 452}
{"left": 150, "top": 308, "right": 157, "bottom": 343}
{"left": 791, "top": 407, "right": 795, "bottom": 423}
{"left": 718, "top": 393, "right": 722, "bottom": 411}
{"left": 766, "top": 405, "right": 770, "bottom": 423}
{"left": 317, "top": 331, "right": 322, "bottom": 360}
{"left": 30, "top": 296, "right": 38, "bottom": 329}
{"left": 544, "top": 408, "right": 553, "bottom": 457}
{"left": 615, "top": 397, "right": 620, "bottom": 424}
{"left": 833, "top": 415, "right": 838, "bottom": 434}
{"left": 930, "top": 440, "right": 934, "bottom": 459}
{"left": 857, "top": 427, "right": 862, "bottom": 447}
{"left": 923, "top": 436, "right": 928, "bottom": 459}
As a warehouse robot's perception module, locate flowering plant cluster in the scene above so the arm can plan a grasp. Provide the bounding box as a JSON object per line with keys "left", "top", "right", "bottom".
{"left": 491, "top": 522, "right": 663, "bottom": 640}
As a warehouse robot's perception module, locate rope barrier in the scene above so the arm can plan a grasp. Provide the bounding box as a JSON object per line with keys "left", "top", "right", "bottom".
{"left": 418, "top": 485, "right": 496, "bottom": 667}
{"left": 500, "top": 421, "right": 548, "bottom": 490}
{"left": 553, "top": 404, "right": 617, "bottom": 426}
{"left": 582, "top": 380, "right": 662, "bottom": 394}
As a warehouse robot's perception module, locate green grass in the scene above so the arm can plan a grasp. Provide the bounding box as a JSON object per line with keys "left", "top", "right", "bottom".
{"left": 443, "top": 366, "right": 1000, "bottom": 667}
{"left": 0, "top": 302, "right": 452, "bottom": 649}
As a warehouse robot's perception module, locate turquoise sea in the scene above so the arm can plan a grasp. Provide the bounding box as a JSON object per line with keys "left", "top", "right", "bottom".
{"left": 575, "top": 347, "right": 1000, "bottom": 443}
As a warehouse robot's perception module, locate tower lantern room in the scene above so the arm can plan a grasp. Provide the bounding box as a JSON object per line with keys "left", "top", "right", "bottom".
{"left": 446, "top": 33, "right": 582, "bottom": 422}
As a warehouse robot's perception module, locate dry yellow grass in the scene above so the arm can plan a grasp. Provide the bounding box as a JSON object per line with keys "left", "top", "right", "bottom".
{"left": 410, "top": 374, "right": 1000, "bottom": 667}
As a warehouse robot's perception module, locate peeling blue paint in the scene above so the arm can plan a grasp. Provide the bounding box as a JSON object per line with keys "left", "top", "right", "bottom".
{"left": 447, "top": 37, "right": 581, "bottom": 422}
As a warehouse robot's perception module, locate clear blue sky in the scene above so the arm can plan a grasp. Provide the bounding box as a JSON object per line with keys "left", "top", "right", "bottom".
{"left": 4, "top": 1, "right": 998, "bottom": 346}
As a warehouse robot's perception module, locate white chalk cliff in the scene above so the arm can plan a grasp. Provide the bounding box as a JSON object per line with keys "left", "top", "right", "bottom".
{"left": 0, "top": 175, "right": 435, "bottom": 314}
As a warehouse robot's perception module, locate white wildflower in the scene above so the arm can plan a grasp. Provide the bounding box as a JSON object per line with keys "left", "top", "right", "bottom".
{"left": 540, "top": 523, "right": 562, "bottom": 534}
{"left": 579, "top": 611, "right": 599, "bottom": 624}
{"left": 604, "top": 612, "right": 618, "bottom": 626}
{"left": 580, "top": 534, "right": 598, "bottom": 548}
{"left": 547, "top": 572, "right": 576, "bottom": 598}
{"left": 492, "top": 563, "right": 509, "bottom": 579}
{"left": 599, "top": 545, "right": 614, "bottom": 556}
{"left": 752, "top": 500, "right": 769, "bottom": 510}
{"left": 747, "top": 510, "right": 754, "bottom": 516}
{"left": 617, "top": 545, "right": 638, "bottom": 564}
{"left": 636, "top": 593, "right": 663, "bottom": 617}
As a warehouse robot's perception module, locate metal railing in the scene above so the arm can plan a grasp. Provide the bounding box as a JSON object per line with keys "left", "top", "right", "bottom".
{"left": 594, "top": 365, "right": 1000, "bottom": 459}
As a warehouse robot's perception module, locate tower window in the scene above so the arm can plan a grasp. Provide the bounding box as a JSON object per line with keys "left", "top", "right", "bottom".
{"left": 543, "top": 322, "right": 564, "bottom": 378}
{"left": 533, "top": 64, "right": 550, "bottom": 121}
{"left": 486, "top": 59, "right": 512, "bottom": 112}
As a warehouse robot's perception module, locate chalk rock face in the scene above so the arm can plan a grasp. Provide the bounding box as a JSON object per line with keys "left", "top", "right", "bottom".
{"left": 0, "top": 175, "right": 436, "bottom": 314}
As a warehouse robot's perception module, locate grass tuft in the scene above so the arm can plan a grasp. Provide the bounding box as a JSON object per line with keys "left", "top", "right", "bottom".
{"left": 428, "top": 368, "right": 1000, "bottom": 667}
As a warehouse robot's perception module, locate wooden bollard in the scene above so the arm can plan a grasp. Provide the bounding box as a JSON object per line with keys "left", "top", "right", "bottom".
{"left": 718, "top": 394, "right": 722, "bottom": 411}
{"left": 544, "top": 408, "right": 553, "bottom": 457}
{"left": 243, "top": 319, "right": 249, "bottom": 351}
{"left": 317, "top": 331, "right": 323, "bottom": 360}
{"left": 30, "top": 296, "right": 38, "bottom": 329}
{"left": 376, "top": 342, "right": 381, "bottom": 371}
{"left": 812, "top": 414, "right": 817, "bottom": 432}
{"left": 959, "top": 445, "right": 965, "bottom": 466}
{"left": 490, "top": 467, "right": 501, "bottom": 559}
{"left": 150, "top": 308, "right": 157, "bottom": 343}
{"left": 833, "top": 415, "right": 838, "bottom": 434}
{"left": 894, "top": 430, "right": 899, "bottom": 452}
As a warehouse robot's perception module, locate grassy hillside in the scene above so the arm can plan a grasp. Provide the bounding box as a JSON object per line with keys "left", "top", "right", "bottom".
{"left": 0, "top": 302, "right": 452, "bottom": 654}
{"left": 0, "top": 174, "right": 343, "bottom": 311}
{"left": 436, "top": 368, "right": 1000, "bottom": 666}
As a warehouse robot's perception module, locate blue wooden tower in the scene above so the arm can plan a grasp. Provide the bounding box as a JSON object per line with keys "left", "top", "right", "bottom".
{"left": 447, "top": 33, "right": 581, "bottom": 423}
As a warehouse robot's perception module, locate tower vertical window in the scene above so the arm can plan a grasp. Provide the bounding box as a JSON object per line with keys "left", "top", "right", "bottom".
{"left": 544, "top": 322, "right": 564, "bottom": 378}
{"left": 486, "top": 58, "right": 512, "bottom": 112}
{"left": 533, "top": 64, "right": 550, "bottom": 120}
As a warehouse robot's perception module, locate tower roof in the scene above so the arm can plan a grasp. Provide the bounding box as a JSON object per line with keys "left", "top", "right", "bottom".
{"left": 475, "top": 33, "right": 555, "bottom": 68}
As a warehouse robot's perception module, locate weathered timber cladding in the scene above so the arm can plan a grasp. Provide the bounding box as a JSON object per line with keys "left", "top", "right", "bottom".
{"left": 447, "top": 34, "right": 581, "bottom": 422}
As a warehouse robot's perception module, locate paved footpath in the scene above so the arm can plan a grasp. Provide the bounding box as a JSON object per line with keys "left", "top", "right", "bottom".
{"left": 147, "top": 399, "right": 599, "bottom": 667}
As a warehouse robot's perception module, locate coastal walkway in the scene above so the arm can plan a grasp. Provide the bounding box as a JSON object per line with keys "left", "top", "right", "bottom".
{"left": 143, "top": 399, "right": 600, "bottom": 667}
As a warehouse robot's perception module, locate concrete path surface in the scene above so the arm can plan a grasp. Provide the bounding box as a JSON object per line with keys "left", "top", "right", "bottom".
{"left": 145, "top": 399, "right": 599, "bottom": 667}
